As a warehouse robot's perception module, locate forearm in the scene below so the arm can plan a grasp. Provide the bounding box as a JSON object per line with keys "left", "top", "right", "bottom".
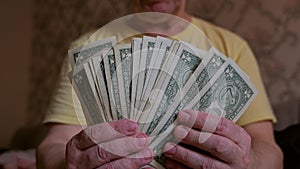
{"left": 37, "top": 140, "right": 66, "bottom": 169}
{"left": 37, "top": 124, "right": 81, "bottom": 169}
{"left": 249, "top": 138, "right": 283, "bottom": 169}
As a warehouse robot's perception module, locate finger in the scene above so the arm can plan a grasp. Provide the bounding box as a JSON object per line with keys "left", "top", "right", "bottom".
{"left": 164, "top": 142, "right": 230, "bottom": 169}
{"left": 81, "top": 133, "right": 149, "bottom": 168}
{"left": 97, "top": 148, "right": 154, "bottom": 169}
{"left": 72, "top": 119, "right": 138, "bottom": 150}
{"left": 177, "top": 110, "right": 251, "bottom": 150}
{"left": 174, "top": 125, "right": 244, "bottom": 164}
{"left": 165, "top": 159, "right": 190, "bottom": 169}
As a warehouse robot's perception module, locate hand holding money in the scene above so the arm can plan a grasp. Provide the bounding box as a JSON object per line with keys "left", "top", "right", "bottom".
{"left": 65, "top": 119, "right": 154, "bottom": 169}
{"left": 163, "top": 110, "right": 251, "bottom": 169}
{"left": 68, "top": 35, "right": 257, "bottom": 168}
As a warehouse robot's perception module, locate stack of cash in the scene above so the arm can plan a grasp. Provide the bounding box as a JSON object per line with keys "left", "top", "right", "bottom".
{"left": 69, "top": 35, "right": 257, "bottom": 168}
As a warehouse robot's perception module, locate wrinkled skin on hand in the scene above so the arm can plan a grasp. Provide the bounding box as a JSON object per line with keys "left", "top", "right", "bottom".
{"left": 164, "top": 110, "right": 252, "bottom": 169}
{"left": 65, "top": 119, "right": 154, "bottom": 169}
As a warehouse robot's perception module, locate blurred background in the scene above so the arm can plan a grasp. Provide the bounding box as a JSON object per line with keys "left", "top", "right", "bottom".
{"left": 0, "top": 0, "right": 299, "bottom": 150}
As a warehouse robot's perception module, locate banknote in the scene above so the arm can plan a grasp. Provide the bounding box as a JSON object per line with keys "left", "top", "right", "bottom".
{"left": 154, "top": 60, "right": 258, "bottom": 140}
{"left": 72, "top": 65, "right": 106, "bottom": 125}
{"left": 137, "top": 37, "right": 174, "bottom": 120}
{"left": 135, "top": 36, "right": 156, "bottom": 116}
{"left": 91, "top": 55, "right": 112, "bottom": 121}
{"left": 149, "top": 60, "right": 257, "bottom": 168}
{"left": 114, "top": 44, "right": 132, "bottom": 119}
{"left": 131, "top": 38, "right": 143, "bottom": 120}
{"left": 140, "top": 36, "right": 165, "bottom": 101}
{"left": 149, "top": 47, "right": 227, "bottom": 135}
{"left": 103, "top": 50, "right": 123, "bottom": 120}
{"left": 137, "top": 41, "right": 180, "bottom": 128}
{"left": 69, "top": 36, "right": 117, "bottom": 68}
{"left": 141, "top": 42, "right": 206, "bottom": 135}
{"left": 190, "top": 60, "right": 258, "bottom": 122}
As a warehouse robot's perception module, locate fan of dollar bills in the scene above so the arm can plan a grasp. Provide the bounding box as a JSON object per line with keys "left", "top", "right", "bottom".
{"left": 69, "top": 35, "right": 257, "bottom": 168}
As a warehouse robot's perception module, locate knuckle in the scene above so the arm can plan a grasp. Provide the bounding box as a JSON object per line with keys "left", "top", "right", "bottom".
{"left": 216, "top": 118, "right": 228, "bottom": 133}
{"left": 196, "top": 112, "right": 206, "bottom": 126}
{"left": 201, "top": 158, "right": 214, "bottom": 169}
{"left": 96, "top": 145, "right": 109, "bottom": 162}
{"left": 85, "top": 153, "right": 93, "bottom": 164}
{"left": 241, "top": 149, "right": 251, "bottom": 168}
{"left": 65, "top": 141, "right": 79, "bottom": 169}
{"left": 233, "top": 150, "right": 250, "bottom": 169}
{"left": 191, "top": 132, "right": 200, "bottom": 145}
{"left": 67, "top": 136, "right": 77, "bottom": 150}
{"left": 179, "top": 148, "right": 190, "bottom": 163}
{"left": 215, "top": 137, "right": 228, "bottom": 153}
{"left": 66, "top": 139, "right": 79, "bottom": 160}
{"left": 242, "top": 154, "right": 250, "bottom": 167}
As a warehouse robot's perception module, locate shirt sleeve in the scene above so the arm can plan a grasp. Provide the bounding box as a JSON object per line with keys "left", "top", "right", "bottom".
{"left": 43, "top": 56, "right": 85, "bottom": 125}
{"left": 235, "top": 42, "right": 276, "bottom": 126}
{"left": 43, "top": 32, "right": 97, "bottom": 125}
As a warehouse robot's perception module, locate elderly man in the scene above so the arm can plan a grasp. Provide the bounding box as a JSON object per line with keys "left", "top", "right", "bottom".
{"left": 37, "top": 0, "right": 283, "bottom": 168}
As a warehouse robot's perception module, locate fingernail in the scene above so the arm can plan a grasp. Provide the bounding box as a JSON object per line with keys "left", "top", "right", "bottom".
{"left": 174, "top": 126, "right": 189, "bottom": 140}
{"left": 125, "top": 120, "right": 137, "bottom": 132}
{"left": 135, "top": 133, "right": 147, "bottom": 147}
{"left": 178, "top": 111, "right": 190, "bottom": 123}
{"left": 164, "top": 143, "right": 176, "bottom": 156}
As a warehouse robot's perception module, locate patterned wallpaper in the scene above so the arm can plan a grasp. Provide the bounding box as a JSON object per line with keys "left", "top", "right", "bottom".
{"left": 29, "top": 0, "right": 300, "bottom": 129}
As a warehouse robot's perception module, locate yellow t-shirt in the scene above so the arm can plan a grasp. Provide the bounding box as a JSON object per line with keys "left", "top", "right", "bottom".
{"left": 44, "top": 16, "right": 276, "bottom": 127}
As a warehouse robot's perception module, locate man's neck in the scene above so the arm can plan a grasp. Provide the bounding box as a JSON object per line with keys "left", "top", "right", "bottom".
{"left": 129, "top": 11, "right": 192, "bottom": 36}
